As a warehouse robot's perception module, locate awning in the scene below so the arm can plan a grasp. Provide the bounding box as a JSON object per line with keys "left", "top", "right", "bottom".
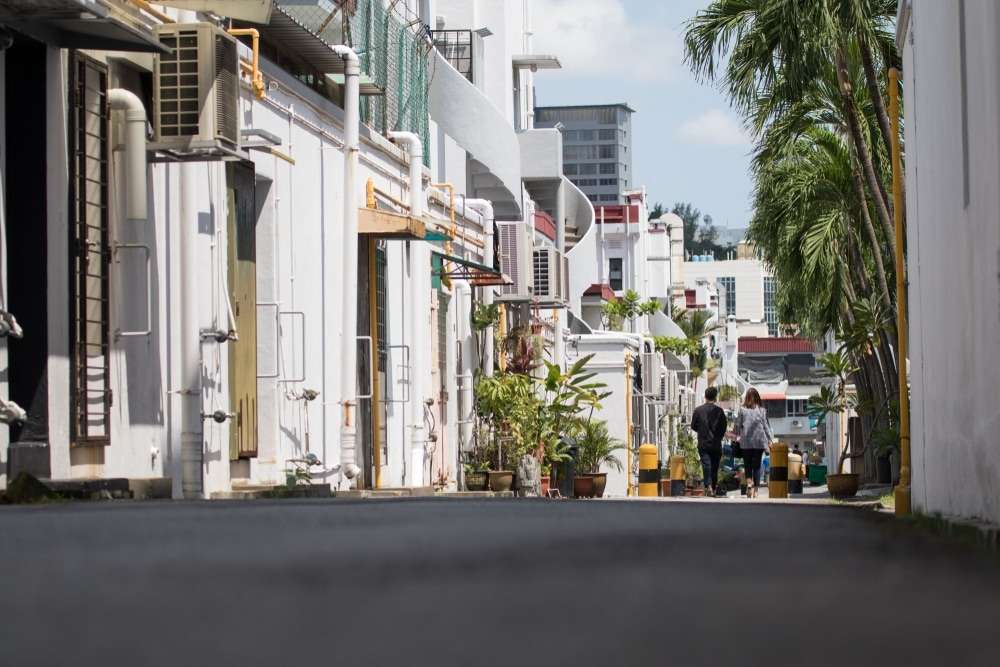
{"left": 0, "top": 0, "right": 169, "bottom": 52}
{"left": 760, "top": 392, "right": 786, "bottom": 401}
{"left": 358, "top": 207, "right": 425, "bottom": 240}
{"left": 432, "top": 251, "right": 509, "bottom": 286}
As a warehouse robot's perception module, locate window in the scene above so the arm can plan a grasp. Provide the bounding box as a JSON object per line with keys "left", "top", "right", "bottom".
{"left": 764, "top": 400, "right": 786, "bottom": 419}
{"left": 764, "top": 276, "right": 778, "bottom": 336}
{"left": 600, "top": 194, "right": 618, "bottom": 202}
{"left": 718, "top": 276, "right": 736, "bottom": 315}
{"left": 562, "top": 129, "right": 578, "bottom": 141}
{"left": 579, "top": 129, "right": 595, "bottom": 141}
{"left": 600, "top": 163, "right": 616, "bottom": 174}
{"left": 599, "top": 178, "right": 616, "bottom": 186}
{"left": 577, "top": 178, "right": 598, "bottom": 187}
{"left": 787, "top": 399, "right": 809, "bottom": 417}
{"left": 599, "top": 145, "right": 617, "bottom": 159}
{"left": 579, "top": 163, "right": 598, "bottom": 175}
{"left": 598, "top": 128, "right": 616, "bottom": 141}
{"left": 609, "top": 257, "right": 623, "bottom": 291}
{"left": 564, "top": 145, "right": 598, "bottom": 160}
{"left": 563, "top": 163, "right": 579, "bottom": 175}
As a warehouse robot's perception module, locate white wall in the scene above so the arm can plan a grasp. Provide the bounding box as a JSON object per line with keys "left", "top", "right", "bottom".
{"left": 901, "top": 0, "right": 1000, "bottom": 525}
{"left": 683, "top": 258, "right": 768, "bottom": 324}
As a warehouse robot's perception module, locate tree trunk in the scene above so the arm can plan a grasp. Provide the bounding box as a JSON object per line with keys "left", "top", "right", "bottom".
{"left": 859, "top": 38, "right": 893, "bottom": 165}
{"left": 851, "top": 162, "right": 895, "bottom": 316}
{"left": 835, "top": 46, "right": 897, "bottom": 259}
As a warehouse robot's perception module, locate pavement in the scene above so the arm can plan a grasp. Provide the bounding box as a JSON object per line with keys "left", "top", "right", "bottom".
{"left": 1, "top": 497, "right": 997, "bottom": 667}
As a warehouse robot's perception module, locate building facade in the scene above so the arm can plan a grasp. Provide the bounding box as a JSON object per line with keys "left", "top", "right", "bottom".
{"left": 898, "top": 0, "right": 1000, "bottom": 526}
{"left": 683, "top": 256, "right": 776, "bottom": 336}
{"left": 535, "top": 103, "right": 634, "bottom": 205}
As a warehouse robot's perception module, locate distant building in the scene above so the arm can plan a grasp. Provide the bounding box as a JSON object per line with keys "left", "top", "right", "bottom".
{"left": 535, "top": 103, "right": 635, "bottom": 205}
{"left": 683, "top": 256, "right": 777, "bottom": 337}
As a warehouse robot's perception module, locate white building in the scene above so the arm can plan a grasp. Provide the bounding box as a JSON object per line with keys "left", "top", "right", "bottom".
{"left": 897, "top": 0, "right": 1000, "bottom": 526}
{"left": 0, "top": 0, "right": 568, "bottom": 498}
{"left": 682, "top": 255, "right": 776, "bottom": 338}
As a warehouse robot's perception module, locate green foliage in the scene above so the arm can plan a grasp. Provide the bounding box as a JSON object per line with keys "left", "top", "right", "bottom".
{"left": 601, "top": 290, "right": 662, "bottom": 331}
{"left": 670, "top": 201, "right": 735, "bottom": 258}
{"left": 717, "top": 385, "right": 741, "bottom": 402}
{"left": 677, "top": 428, "right": 703, "bottom": 482}
{"left": 471, "top": 302, "right": 500, "bottom": 332}
{"left": 573, "top": 418, "right": 624, "bottom": 475}
{"left": 653, "top": 336, "right": 700, "bottom": 358}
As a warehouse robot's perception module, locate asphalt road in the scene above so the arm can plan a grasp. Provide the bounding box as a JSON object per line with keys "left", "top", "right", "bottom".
{"left": 1, "top": 498, "right": 997, "bottom": 667}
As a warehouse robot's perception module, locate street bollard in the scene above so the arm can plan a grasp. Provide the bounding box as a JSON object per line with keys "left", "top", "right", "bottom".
{"left": 668, "top": 454, "right": 686, "bottom": 497}
{"left": 787, "top": 453, "right": 803, "bottom": 494}
{"left": 638, "top": 444, "right": 658, "bottom": 497}
{"left": 769, "top": 443, "right": 789, "bottom": 499}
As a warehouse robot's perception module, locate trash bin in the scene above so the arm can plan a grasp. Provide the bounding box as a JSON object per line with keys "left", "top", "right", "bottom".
{"left": 807, "top": 464, "right": 828, "bottom": 486}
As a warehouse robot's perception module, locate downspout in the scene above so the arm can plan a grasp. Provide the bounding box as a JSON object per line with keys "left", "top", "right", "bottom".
{"left": 388, "top": 131, "right": 427, "bottom": 487}
{"left": 335, "top": 45, "right": 362, "bottom": 484}
{"left": 465, "top": 198, "right": 495, "bottom": 376}
{"left": 179, "top": 162, "right": 202, "bottom": 498}
{"left": 108, "top": 89, "right": 147, "bottom": 221}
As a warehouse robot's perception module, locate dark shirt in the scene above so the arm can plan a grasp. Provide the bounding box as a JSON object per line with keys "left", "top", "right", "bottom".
{"left": 691, "top": 403, "right": 727, "bottom": 452}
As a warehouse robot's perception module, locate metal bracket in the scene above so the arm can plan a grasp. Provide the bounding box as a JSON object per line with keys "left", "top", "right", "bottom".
{"left": 113, "top": 242, "right": 152, "bottom": 339}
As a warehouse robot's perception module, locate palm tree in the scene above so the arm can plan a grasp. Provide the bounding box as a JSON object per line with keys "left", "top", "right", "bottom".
{"left": 684, "top": 0, "right": 899, "bottom": 260}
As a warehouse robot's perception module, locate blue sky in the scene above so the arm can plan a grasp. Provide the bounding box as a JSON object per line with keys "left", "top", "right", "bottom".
{"left": 532, "top": 0, "right": 752, "bottom": 230}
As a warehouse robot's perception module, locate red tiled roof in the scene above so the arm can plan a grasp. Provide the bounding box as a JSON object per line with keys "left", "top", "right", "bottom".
{"left": 583, "top": 283, "right": 616, "bottom": 301}
{"left": 738, "top": 337, "right": 817, "bottom": 353}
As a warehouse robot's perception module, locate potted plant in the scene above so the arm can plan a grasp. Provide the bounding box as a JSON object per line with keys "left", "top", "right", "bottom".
{"left": 463, "top": 462, "right": 489, "bottom": 492}
{"left": 540, "top": 463, "right": 552, "bottom": 495}
{"left": 810, "top": 350, "right": 860, "bottom": 499}
{"left": 574, "top": 418, "right": 624, "bottom": 498}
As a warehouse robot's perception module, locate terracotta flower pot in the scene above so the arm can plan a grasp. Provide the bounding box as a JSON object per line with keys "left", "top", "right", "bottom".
{"left": 826, "top": 472, "right": 860, "bottom": 499}
{"left": 591, "top": 472, "right": 607, "bottom": 498}
{"left": 540, "top": 476, "right": 551, "bottom": 496}
{"left": 573, "top": 474, "right": 595, "bottom": 499}
{"left": 488, "top": 470, "right": 514, "bottom": 493}
{"left": 465, "top": 471, "right": 488, "bottom": 492}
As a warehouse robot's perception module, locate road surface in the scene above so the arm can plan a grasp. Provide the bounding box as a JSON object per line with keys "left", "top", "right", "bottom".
{"left": 1, "top": 497, "right": 997, "bottom": 666}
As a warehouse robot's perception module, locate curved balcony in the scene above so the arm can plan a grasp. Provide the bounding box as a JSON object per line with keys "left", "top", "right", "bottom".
{"left": 428, "top": 50, "right": 522, "bottom": 221}
{"left": 564, "top": 176, "right": 598, "bottom": 316}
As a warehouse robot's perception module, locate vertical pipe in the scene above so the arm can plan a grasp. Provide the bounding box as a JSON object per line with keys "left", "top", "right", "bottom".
{"left": 388, "top": 131, "right": 426, "bottom": 487}
{"left": 334, "top": 45, "right": 361, "bottom": 484}
{"left": 466, "top": 199, "right": 495, "bottom": 376}
{"left": 889, "top": 67, "right": 911, "bottom": 516}
{"left": 179, "top": 162, "right": 202, "bottom": 498}
{"left": 108, "top": 89, "right": 147, "bottom": 221}
{"left": 368, "top": 237, "right": 382, "bottom": 489}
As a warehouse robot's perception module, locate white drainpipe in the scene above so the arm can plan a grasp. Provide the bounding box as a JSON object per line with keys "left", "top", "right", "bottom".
{"left": 109, "top": 88, "right": 147, "bottom": 220}
{"left": 179, "top": 162, "right": 202, "bottom": 498}
{"left": 465, "top": 199, "right": 494, "bottom": 376}
{"left": 455, "top": 281, "right": 474, "bottom": 465}
{"left": 334, "top": 45, "right": 362, "bottom": 484}
{"left": 388, "top": 130, "right": 427, "bottom": 487}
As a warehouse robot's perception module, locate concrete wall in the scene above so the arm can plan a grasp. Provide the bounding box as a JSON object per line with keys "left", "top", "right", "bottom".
{"left": 901, "top": 0, "right": 1000, "bottom": 525}
{"left": 683, "top": 258, "right": 768, "bottom": 324}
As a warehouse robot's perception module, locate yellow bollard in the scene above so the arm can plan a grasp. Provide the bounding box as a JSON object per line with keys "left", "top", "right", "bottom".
{"left": 668, "top": 454, "right": 686, "bottom": 497}
{"left": 769, "top": 443, "right": 789, "bottom": 499}
{"left": 638, "top": 444, "right": 658, "bottom": 497}
{"left": 787, "top": 453, "right": 803, "bottom": 494}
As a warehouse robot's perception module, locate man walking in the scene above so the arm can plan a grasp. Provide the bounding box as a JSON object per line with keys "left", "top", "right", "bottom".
{"left": 691, "top": 387, "right": 728, "bottom": 496}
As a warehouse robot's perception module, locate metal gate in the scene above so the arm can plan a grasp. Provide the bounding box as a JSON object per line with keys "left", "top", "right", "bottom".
{"left": 68, "top": 52, "right": 111, "bottom": 446}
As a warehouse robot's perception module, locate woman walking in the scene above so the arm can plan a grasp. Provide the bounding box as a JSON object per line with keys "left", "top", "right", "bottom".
{"left": 734, "top": 388, "right": 773, "bottom": 499}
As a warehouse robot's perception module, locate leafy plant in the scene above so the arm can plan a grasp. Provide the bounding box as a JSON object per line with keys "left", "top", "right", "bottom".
{"left": 717, "top": 385, "right": 741, "bottom": 402}
{"left": 574, "top": 418, "right": 624, "bottom": 475}
{"left": 653, "top": 336, "right": 700, "bottom": 358}
{"left": 677, "top": 428, "right": 703, "bottom": 482}
{"left": 601, "top": 290, "right": 661, "bottom": 331}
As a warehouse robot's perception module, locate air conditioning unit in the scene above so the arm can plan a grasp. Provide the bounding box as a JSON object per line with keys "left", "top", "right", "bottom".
{"left": 641, "top": 351, "right": 662, "bottom": 396}
{"left": 152, "top": 22, "right": 240, "bottom": 154}
{"left": 532, "top": 247, "right": 569, "bottom": 304}
{"left": 791, "top": 419, "right": 803, "bottom": 428}
{"left": 496, "top": 222, "right": 533, "bottom": 301}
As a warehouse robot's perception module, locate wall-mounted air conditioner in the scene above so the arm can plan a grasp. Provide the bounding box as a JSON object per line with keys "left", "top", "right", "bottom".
{"left": 152, "top": 22, "right": 240, "bottom": 155}
{"left": 641, "top": 351, "right": 663, "bottom": 396}
{"left": 791, "top": 419, "right": 803, "bottom": 428}
{"left": 532, "top": 247, "right": 569, "bottom": 304}
{"left": 497, "top": 222, "right": 533, "bottom": 301}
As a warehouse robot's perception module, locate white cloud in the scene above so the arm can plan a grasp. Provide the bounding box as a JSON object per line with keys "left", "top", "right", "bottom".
{"left": 532, "top": 0, "right": 682, "bottom": 82}
{"left": 677, "top": 109, "right": 751, "bottom": 146}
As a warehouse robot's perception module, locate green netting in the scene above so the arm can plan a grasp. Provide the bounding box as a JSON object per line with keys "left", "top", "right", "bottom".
{"left": 275, "top": 0, "right": 430, "bottom": 166}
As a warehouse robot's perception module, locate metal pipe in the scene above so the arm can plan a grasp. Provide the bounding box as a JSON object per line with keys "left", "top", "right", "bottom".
{"left": 229, "top": 29, "right": 266, "bottom": 100}
{"left": 465, "top": 198, "right": 495, "bottom": 376}
{"left": 179, "top": 162, "right": 202, "bottom": 498}
{"left": 334, "top": 45, "right": 362, "bottom": 484}
{"left": 388, "top": 130, "right": 427, "bottom": 487}
{"left": 108, "top": 89, "right": 147, "bottom": 221}
{"left": 889, "top": 67, "right": 911, "bottom": 517}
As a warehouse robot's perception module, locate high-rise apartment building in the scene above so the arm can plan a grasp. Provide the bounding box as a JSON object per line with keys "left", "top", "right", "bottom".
{"left": 535, "top": 103, "right": 635, "bottom": 205}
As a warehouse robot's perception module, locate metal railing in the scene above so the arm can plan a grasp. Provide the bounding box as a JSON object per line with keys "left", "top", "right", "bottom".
{"left": 430, "top": 29, "right": 473, "bottom": 82}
